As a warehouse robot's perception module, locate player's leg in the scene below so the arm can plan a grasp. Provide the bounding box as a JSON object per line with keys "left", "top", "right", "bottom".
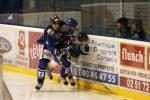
{"left": 46, "top": 68, "right": 53, "bottom": 80}
{"left": 60, "top": 57, "right": 71, "bottom": 85}
{"left": 35, "top": 48, "right": 51, "bottom": 90}
{"left": 68, "top": 68, "right": 76, "bottom": 86}
{"left": 46, "top": 54, "right": 60, "bottom": 80}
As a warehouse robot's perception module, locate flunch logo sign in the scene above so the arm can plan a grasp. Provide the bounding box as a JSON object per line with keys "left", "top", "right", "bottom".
{"left": 18, "top": 31, "right": 26, "bottom": 55}
{"left": 0, "top": 37, "right": 12, "bottom": 53}
{"left": 120, "top": 43, "right": 145, "bottom": 69}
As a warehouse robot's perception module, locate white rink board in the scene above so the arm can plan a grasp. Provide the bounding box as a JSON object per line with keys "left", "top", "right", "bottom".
{"left": 0, "top": 24, "right": 150, "bottom": 96}
{"left": 0, "top": 24, "right": 43, "bottom": 68}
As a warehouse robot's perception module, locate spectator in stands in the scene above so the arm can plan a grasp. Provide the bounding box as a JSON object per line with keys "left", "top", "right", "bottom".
{"left": 115, "top": 17, "right": 132, "bottom": 38}
{"left": 131, "top": 19, "right": 146, "bottom": 40}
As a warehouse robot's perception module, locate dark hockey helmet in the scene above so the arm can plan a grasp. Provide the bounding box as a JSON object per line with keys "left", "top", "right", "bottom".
{"left": 77, "top": 32, "right": 89, "bottom": 42}
{"left": 66, "top": 18, "right": 77, "bottom": 27}
{"left": 50, "top": 15, "right": 61, "bottom": 24}
{"left": 60, "top": 20, "right": 67, "bottom": 27}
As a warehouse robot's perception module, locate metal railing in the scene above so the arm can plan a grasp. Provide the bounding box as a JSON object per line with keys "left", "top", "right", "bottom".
{"left": 0, "top": 0, "right": 149, "bottom": 40}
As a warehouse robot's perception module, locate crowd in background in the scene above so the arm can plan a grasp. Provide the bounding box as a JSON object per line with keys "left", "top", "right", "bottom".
{"left": 115, "top": 17, "right": 146, "bottom": 40}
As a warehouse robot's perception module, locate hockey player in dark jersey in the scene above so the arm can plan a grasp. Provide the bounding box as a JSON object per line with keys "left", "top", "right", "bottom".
{"left": 61, "top": 18, "right": 89, "bottom": 86}
{"left": 46, "top": 18, "right": 78, "bottom": 86}
{"left": 35, "top": 16, "right": 80, "bottom": 89}
{"left": 50, "top": 19, "right": 77, "bottom": 86}
{"left": 46, "top": 18, "right": 90, "bottom": 86}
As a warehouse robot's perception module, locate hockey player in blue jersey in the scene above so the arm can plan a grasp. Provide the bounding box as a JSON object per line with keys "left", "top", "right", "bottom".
{"left": 35, "top": 15, "right": 62, "bottom": 90}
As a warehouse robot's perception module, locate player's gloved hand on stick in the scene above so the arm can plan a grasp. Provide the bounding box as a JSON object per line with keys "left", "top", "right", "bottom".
{"left": 53, "top": 49, "right": 61, "bottom": 56}
{"left": 60, "top": 47, "right": 70, "bottom": 56}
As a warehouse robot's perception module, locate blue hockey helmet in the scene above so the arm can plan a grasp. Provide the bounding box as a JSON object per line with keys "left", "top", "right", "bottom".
{"left": 66, "top": 18, "right": 77, "bottom": 27}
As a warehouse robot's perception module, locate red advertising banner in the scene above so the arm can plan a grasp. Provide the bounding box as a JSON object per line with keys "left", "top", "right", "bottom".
{"left": 29, "top": 31, "right": 43, "bottom": 69}
{"left": 120, "top": 43, "right": 145, "bottom": 69}
{"left": 120, "top": 76, "right": 150, "bottom": 93}
{"left": 147, "top": 47, "right": 150, "bottom": 71}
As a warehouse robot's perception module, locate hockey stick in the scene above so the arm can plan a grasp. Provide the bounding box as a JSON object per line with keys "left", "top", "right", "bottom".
{"left": 97, "top": 81, "right": 116, "bottom": 94}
